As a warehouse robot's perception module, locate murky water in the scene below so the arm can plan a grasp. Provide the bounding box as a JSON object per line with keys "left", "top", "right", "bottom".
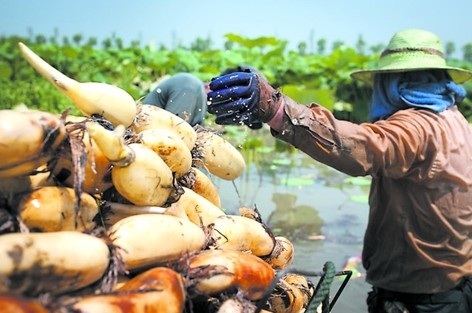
{"left": 212, "top": 140, "right": 372, "bottom": 312}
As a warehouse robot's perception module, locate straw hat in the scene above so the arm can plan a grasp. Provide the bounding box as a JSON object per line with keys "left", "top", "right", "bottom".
{"left": 351, "top": 29, "right": 472, "bottom": 85}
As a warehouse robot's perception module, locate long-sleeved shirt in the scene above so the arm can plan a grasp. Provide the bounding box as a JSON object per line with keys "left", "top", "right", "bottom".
{"left": 142, "top": 73, "right": 207, "bottom": 126}
{"left": 271, "top": 98, "right": 472, "bottom": 293}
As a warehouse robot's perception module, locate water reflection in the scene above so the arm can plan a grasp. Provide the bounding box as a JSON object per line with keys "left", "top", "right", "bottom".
{"left": 267, "top": 192, "right": 324, "bottom": 240}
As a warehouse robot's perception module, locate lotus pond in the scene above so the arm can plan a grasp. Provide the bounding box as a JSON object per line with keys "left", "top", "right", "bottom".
{"left": 211, "top": 125, "right": 372, "bottom": 312}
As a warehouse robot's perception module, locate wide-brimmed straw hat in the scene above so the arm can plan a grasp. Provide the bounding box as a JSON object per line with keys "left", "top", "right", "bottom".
{"left": 351, "top": 29, "right": 472, "bottom": 85}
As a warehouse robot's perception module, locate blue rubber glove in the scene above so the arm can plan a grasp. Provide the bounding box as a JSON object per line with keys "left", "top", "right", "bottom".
{"left": 207, "top": 70, "right": 263, "bottom": 129}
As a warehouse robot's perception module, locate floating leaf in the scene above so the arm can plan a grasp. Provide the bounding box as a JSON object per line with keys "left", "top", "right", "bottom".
{"left": 279, "top": 176, "right": 315, "bottom": 186}
{"left": 344, "top": 176, "right": 371, "bottom": 186}
{"left": 272, "top": 158, "right": 292, "bottom": 166}
{"left": 242, "top": 137, "right": 264, "bottom": 150}
{"left": 255, "top": 146, "right": 273, "bottom": 154}
{"left": 350, "top": 194, "right": 369, "bottom": 203}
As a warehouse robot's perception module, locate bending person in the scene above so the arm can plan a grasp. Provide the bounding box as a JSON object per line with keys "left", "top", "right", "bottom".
{"left": 142, "top": 72, "right": 207, "bottom": 126}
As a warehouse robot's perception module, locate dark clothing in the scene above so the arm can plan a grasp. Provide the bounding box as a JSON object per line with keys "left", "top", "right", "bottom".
{"left": 142, "top": 73, "right": 207, "bottom": 126}
{"left": 271, "top": 97, "right": 472, "bottom": 294}
{"left": 367, "top": 276, "right": 472, "bottom": 312}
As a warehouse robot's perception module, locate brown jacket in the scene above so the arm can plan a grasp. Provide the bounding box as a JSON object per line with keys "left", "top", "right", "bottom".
{"left": 272, "top": 98, "right": 472, "bottom": 293}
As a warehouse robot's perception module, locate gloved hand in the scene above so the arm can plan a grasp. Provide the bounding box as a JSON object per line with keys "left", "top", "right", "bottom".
{"left": 207, "top": 69, "right": 283, "bottom": 129}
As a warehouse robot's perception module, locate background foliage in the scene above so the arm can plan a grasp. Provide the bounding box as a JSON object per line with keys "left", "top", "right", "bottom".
{"left": 1, "top": 33, "right": 472, "bottom": 123}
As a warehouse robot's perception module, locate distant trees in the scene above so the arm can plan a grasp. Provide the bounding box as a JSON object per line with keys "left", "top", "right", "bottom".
{"left": 223, "top": 40, "right": 234, "bottom": 50}
{"left": 355, "top": 35, "right": 366, "bottom": 55}
{"left": 445, "top": 41, "right": 456, "bottom": 59}
{"left": 370, "top": 44, "right": 384, "bottom": 54}
{"left": 190, "top": 37, "right": 212, "bottom": 52}
{"left": 72, "top": 34, "right": 83, "bottom": 46}
{"left": 332, "top": 40, "right": 344, "bottom": 51}
{"left": 463, "top": 44, "right": 472, "bottom": 63}
{"left": 12, "top": 29, "right": 472, "bottom": 62}
{"left": 317, "top": 39, "right": 326, "bottom": 55}
{"left": 297, "top": 42, "right": 307, "bottom": 56}
{"left": 86, "top": 37, "right": 98, "bottom": 48}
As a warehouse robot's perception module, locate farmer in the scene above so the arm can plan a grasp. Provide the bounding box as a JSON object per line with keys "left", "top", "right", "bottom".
{"left": 142, "top": 72, "right": 207, "bottom": 126}
{"left": 206, "top": 29, "right": 472, "bottom": 313}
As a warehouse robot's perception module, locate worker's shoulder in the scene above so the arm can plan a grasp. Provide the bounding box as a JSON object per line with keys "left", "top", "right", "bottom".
{"left": 171, "top": 72, "right": 203, "bottom": 82}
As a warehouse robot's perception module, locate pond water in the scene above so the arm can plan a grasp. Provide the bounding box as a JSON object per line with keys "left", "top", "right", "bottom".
{"left": 211, "top": 128, "right": 372, "bottom": 312}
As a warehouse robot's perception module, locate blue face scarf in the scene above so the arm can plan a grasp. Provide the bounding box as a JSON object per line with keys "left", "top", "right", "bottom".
{"left": 369, "top": 70, "right": 466, "bottom": 122}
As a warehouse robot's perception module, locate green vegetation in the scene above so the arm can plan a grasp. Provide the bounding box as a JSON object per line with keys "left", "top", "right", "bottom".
{"left": 1, "top": 33, "right": 472, "bottom": 123}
